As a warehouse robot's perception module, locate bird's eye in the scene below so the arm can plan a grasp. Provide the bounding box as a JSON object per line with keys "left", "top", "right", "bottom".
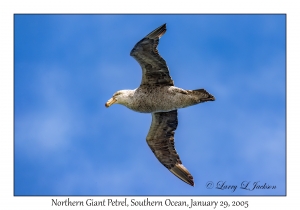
{"left": 114, "top": 92, "right": 121, "bottom": 97}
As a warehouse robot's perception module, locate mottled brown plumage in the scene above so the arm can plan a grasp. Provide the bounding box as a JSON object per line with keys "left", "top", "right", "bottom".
{"left": 105, "top": 23, "right": 215, "bottom": 186}
{"left": 130, "top": 23, "right": 173, "bottom": 87}
{"left": 146, "top": 110, "right": 194, "bottom": 186}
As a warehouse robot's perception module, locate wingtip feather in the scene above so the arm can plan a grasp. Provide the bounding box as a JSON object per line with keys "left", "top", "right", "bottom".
{"left": 170, "top": 163, "right": 194, "bottom": 186}
{"left": 145, "top": 23, "right": 167, "bottom": 39}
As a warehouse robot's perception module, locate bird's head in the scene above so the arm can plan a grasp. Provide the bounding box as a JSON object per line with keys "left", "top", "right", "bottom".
{"left": 105, "top": 90, "right": 134, "bottom": 108}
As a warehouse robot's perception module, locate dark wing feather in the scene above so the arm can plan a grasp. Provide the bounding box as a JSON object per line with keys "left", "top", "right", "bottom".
{"left": 146, "top": 110, "right": 194, "bottom": 186}
{"left": 130, "top": 23, "right": 174, "bottom": 86}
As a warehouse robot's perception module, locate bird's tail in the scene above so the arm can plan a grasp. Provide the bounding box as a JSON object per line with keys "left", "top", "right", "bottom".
{"left": 192, "top": 89, "right": 215, "bottom": 103}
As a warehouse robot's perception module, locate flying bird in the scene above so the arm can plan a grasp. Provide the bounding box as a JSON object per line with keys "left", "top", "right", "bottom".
{"left": 105, "top": 23, "right": 215, "bottom": 186}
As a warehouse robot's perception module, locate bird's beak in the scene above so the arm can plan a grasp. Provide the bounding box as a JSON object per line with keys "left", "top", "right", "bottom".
{"left": 105, "top": 97, "right": 117, "bottom": 108}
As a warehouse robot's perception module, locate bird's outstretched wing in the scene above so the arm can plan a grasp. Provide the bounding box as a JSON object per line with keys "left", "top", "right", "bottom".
{"left": 146, "top": 110, "right": 194, "bottom": 186}
{"left": 130, "top": 23, "right": 174, "bottom": 86}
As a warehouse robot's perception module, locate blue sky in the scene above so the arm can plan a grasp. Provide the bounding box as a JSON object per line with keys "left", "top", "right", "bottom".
{"left": 14, "top": 14, "right": 286, "bottom": 196}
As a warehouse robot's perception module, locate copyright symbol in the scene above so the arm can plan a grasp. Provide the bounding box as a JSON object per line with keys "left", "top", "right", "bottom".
{"left": 206, "top": 181, "right": 214, "bottom": 189}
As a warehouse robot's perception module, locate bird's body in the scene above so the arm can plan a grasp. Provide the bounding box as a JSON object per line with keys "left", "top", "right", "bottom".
{"left": 105, "top": 23, "right": 215, "bottom": 186}
{"left": 113, "top": 86, "right": 213, "bottom": 113}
